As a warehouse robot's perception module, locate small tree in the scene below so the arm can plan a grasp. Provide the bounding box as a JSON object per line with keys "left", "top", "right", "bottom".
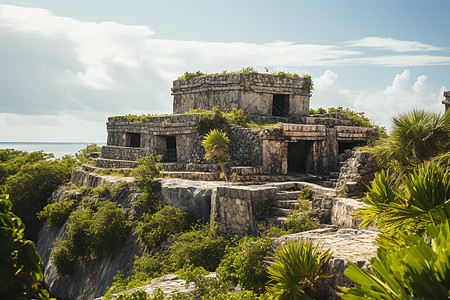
{"left": 202, "top": 129, "right": 231, "bottom": 182}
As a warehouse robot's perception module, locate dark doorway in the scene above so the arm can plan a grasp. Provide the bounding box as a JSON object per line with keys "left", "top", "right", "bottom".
{"left": 165, "top": 136, "right": 177, "bottom": 162}
{"left": 126, "top": 133, "right": 141, "bottom": 147}
{"left": 272, "top": 94, "right": 289, "bottom": 117}
{"left": 288, "top": 141, "right": 310, "bottom": 172}
{"left": 338, "top": 141, "right": 365, "bottom": 154}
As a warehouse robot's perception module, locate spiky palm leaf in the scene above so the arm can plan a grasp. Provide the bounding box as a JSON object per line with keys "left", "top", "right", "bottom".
{"left": 371, "top": 109, "right": 450, "bottom": 172}
{"left": 266, "top": 240, "right": 332, "bottom": 300}
{"left": 340, "top": 222, "right": 450, "bottom": 299}
{"left": 359, "top": 162, "right": 450, "bottom": 237}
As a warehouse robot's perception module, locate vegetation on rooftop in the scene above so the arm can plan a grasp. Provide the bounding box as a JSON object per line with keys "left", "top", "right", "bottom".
{"left": 178, "top": 67, "right": 314, "bottom": 93}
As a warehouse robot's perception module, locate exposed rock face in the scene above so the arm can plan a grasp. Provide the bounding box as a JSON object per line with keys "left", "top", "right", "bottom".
{"left": 159, "top": 178, "right": 224, "bottom": 222}
{"left": 336, "top": 151, "right": 379, "bottom": 196}
{"left": 39, "top": 228, "right": 144, "bottom": 300}
{"left": 38, "top": 168, "right": 142, "bottom": 300}
{"left": 272, "top": 227, "right": 378, "bottom": 300}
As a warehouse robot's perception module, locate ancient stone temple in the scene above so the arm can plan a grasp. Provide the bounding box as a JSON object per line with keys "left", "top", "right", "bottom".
{"left": 97, "top": 73, "right": 376, "bottom": 178}
{"left": 443, "top": 91, "right": 450, "bottom": 112}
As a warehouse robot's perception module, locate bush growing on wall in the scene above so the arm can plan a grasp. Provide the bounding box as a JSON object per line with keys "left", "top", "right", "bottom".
{"left": 51, "top": 201, "right": 130, "bottom": 276}
{"left": 168, "top": 225, "right": 228, "bottom": 271}
{"left": 38, "top": 199, "right": 75, "bottom": 228}
{"left": 136, "top": 206, "right": 197, "bottom": 248}
{"left": 217, "top": 237, "right": 272, "bottom": 294}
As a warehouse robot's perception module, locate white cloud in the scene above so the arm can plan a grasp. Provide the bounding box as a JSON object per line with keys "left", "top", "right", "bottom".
{"left": 347, "top": 37, "right": 442, "bottom": 52}
{"left": 312, "top": 70, "right": 446, "bottom": 130}
{"left": 0, "top": 4, "right": 449, "bottom": 141}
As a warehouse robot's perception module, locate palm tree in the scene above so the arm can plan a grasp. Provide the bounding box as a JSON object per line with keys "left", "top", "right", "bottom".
{"left": 202, "top": 129, "right": 231, "bottom": 182}
{"left": 372, "top": 109, "right": 450, "bottom": 172}
{"left": 359, "top": 162, "right": 450, "bottom": 236}
{"left": 266, "top": 240, "right": 332, "bottom": 299}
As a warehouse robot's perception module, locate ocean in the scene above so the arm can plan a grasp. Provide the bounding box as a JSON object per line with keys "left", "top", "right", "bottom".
{"left": 0, "top": 142, "right": 105, "bottom": 158}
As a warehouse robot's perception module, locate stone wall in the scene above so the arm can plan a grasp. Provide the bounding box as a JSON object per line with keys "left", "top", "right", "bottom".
{"left": 272, "top": 227, "right": 378, "bottom": 300}
{"left": 171, "top": 73, "right": 311, "bottom": 117}
{"left": 336, "top": 151, "right": 379, "bottom": 196}
{"left": 211, "top": 185, "right": 277, "bottom": 236}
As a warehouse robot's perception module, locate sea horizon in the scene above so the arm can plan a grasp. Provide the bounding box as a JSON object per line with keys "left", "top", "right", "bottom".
{"left": 0, "top": 141, "right": 105, "bottom": 158}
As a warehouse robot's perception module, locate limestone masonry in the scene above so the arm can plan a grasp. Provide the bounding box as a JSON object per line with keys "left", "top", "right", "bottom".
{"left": 98, "top": 73, "right": 377, "bottom": 177}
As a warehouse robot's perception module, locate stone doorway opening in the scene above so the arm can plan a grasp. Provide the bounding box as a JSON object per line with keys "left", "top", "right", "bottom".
{"left": 272, "top": 94, "right": 289, "bottom": 117}
{"left": 126, "top": 133, "right": 141, "bottom": 147}
{"left": 165, "top": 136, "right": 177, "bottom": 162}
{"left": 288, "top": 141, "right": 311, "bottom": 172}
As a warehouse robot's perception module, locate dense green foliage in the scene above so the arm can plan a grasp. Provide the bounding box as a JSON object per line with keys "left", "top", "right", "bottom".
{"left": 341, "top": 222, "right": 450, "bottom": 299}
{"left": 132, "top": 155, "right": 165, "bottom": 214}
{"left": 0, "top": 195, "right": 53, "bottom": 300}
{"left": 38, "top": 199, "right": 75, "bottom": 228}
{"left": 266, "top": 240, "right": 332, "bottom": 299}
{"left": 136, "top": 206, "right": 196, "bottom": 247}
{"left": 51, "top": 201, "right": 130, "bottom": 276}
{"left": 202, "top": 129, "right": 231, "bottom": 181}
{"left": 168, "top": 226, "right": 228, "bottom": 271}
{"left": 217, "top": 237, "right": 272, "bottom": 294}
{"left": 369, "top": 109, "right": 450, "bottom": 172}
{"left": 310, "top": 106, "right": 387, "bottom": 138}
{"left": 7, "top": 156, "right": 77, "bottom": 240}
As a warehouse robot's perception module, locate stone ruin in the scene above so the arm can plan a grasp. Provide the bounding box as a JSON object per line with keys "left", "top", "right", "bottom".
{"left": 96, "top": 73, "right": 377, "bottom": 182}
{"left": 443, "top": 90, "right": 450, "bottom": 112}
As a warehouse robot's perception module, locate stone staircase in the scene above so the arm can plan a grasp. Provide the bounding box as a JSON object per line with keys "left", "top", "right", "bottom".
{"left": 322, "top": 171, "right": 340, "bottom": 188}
{"left": 262, "top": 189, "right": 304, "bottom": 227}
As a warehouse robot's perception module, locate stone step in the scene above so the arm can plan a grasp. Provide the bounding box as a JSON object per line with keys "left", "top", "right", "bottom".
{"left": 275, "top": 191, "right": 302, "bottom": 200}
{"left": 270, "top": 207, "right": 292, "bottom": 217}
{"left": 260, "top": 216, "right": 287, "bottom": 227}
{"left": 273, "top": 200, "right": 299, "bottom": 209}
{"left": 330, "top": 171, "right": 340, "bottom": 178}
{"left": 323, "top": 181, "right": 337, "bottom": 188}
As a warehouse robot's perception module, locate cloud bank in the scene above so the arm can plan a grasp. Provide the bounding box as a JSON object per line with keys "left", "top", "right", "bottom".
{"left": 0, "top": 5, "right": 448, "bottom": 141}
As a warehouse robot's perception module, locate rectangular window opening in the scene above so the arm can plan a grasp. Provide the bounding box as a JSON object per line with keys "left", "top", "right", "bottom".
{"left": 165, "top": 136, "right": 177, "bottom": 162}
{"left": 126, "top": 133, "right": 141, "bottom": 147}
{"left": 272, "top": 94, "right": 289, "bottom": 117}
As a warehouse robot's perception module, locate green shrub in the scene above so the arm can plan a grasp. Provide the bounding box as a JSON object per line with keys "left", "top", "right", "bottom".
{"left": 90, "top": 201, "right": 130, "bottom": 256}
{"left": 131, "top": 254, "right": 165, "bottom": 283}
{"left": 66, "top": 208, "right": 93, "bottom": 257}
{"left": 177, "top": 71, "right": 206, "bottom": 80}
{"left": 75, "top": 143, "right": 101, "bottom": 163}
{"left": 266, "top": 240, "right": 332, "bottom": 299}
{"left": 176, "top": 265, "right": 229, "bottom": 296}
{"left": 168, "top": 226, "right": 228, "bottom": 271}
{"left": 51, "top": 240, "right": 77, "bottom": 277}
{"left": 38, "top": 200, "right": 75, "bottom": 228}
{"left": 202, "top": 129, "right": 231, "bottom": 182}
{"left": 136, "top": 206, "right": 196, "bottom": 247}
{"left": 217, "top": 237, "right": 272, "bottom": 294}
{"left": 196, "top": 106, "right": 228, "bottom": 134}
{"left": 7, "top": 156, "right": 77, "bottom": 240}
{"left": 132, "top": 155, "right": 165, "bottom": 214}
{"left": 51, "top": 201, "right": 130, "bottom": 275}
{"left": 92, "top": 185, "right": 111, "bottom": 199}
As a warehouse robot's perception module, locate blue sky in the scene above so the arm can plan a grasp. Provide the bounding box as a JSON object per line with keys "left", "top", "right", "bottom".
{"left": 1, "top": 0, "right": 449, "bottom": 141}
